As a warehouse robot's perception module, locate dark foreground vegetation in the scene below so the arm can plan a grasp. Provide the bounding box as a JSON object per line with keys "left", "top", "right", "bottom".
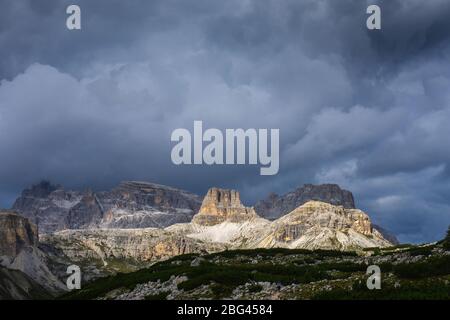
{"left": 61, "top": 236, "right": 450, "bottom": 300}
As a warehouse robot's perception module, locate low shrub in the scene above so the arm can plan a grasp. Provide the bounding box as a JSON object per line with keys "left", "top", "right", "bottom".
{"left": 210, "top": 283, "right": 234, "bottom": 298}
{"left": 247, "top": 284, "right": 263, "bottom": 293}
{"left": 393, "top": 255, "right": 450, "bottom": 279}
{"left": 312, "top": 279, "right": 450, "bottom": 300}
{"left": 144, "top": 291, "right": 169, "bottom": 300}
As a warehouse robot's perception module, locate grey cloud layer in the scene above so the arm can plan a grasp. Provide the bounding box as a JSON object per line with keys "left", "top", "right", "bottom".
{"left": 1, "top": 0, "right": 450, "bottom": 243}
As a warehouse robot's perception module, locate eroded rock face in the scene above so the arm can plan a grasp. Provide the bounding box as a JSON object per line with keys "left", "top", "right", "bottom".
{"left": 256, "top": 201, "right": 392, "bottom": 250}
{"left": 67, "top": 192, "right": 103, "bottom": 229}
{"left": 192, "top": 188, "right": 258, "bottom": 226}
{"left": 272, "top": 201, "right": 372, "bottom": 241}
{"left": 0, "top": 211, "right": 38, "bottom": 257}
{"left": 97, "top": 181, "right": 201, "bottom": 229}
{"left": 0, "top": 211, "right": 65, "bottom": 294}
{"left": 12, "top": 181, "right": 80, "bottom": 234}
{"left": 12, "top": 181, "right": 202, "bottom": 233}
{"left": 254, "top": 184, "right": 355, "bottom": 220}
{"left": 372, "top": 224, "right": 400, "bottom": 245}
{"left": 171, "top": 200, "right": 393, "bottom": 251}
{"left": 40, "top": 228, "right": 226, "bottom": 281}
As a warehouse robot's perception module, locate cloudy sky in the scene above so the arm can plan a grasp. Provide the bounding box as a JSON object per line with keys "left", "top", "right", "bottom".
{"left": 1, "top": 0, "right": 450, "bottom": 243}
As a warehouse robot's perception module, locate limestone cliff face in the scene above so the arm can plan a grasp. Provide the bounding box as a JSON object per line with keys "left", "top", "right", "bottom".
{"left": 255, "top": 201, "right": 392, "bottom": 250}
{"left": 0, "top": 211, "right": 65, "bottom": 294}
{"left": 40, "top": 228, "right": 226, "bottom": 281}
{"left": 0, "top": 211, "right": 38, "bottom": 257}
{"left": 192, "top": 188, "right": 258, "bottom": 226}
{"left": 97, "top": 181, "right": 201, "bottom": 229}
{"left": 372, "top": 224, "right": 400, "bottom": 245}
{"left": 12, "top": 181, "right": 202, "bottom": 233}
{"left": 11, "top": 181, "right": 78, "bottom": 233}
{"left": 67, "top": 192, "right": 103, "bottom": 229}
{"left": 254, "top": 184, "right": 355, "bottom": 220}
{"left": 171, "top": 200, "right": 393, "bottom": 251}
{"left": 253, "top": 183, "right": 399, "bottom": 244}
{"left": 271, "top": 201, "right": 372, "bottom": 240}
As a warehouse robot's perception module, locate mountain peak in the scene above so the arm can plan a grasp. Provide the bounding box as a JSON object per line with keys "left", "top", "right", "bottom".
{"left": 118, "top": 181, "right": 191, "bottom": 193}
{"left": 21, "top": 180, "right": 61, "bottom": 198}
{"left": 192, "top": 188, "right": 258, "bottom": 226}
{"left": 11, "top": 180, "right": 202, "bottom": 233}
{"left": 278, "top": 200, "right": 372, "bottom": 236}
{"left": 0, "top": 210, "right": 39, "bottom": 257}
{"left": 255, "top": 183, "right": 355, "bottom": 220}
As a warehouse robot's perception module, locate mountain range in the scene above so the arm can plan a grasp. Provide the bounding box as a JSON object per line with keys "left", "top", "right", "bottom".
{"left": 11, "top": 181, "right": 396, "bottom": 240}
{"left": 1, "top": 180, "right": 399, "bottom": 299}
{"left": 12, "top": 181, "right": 202, "bottom": 233}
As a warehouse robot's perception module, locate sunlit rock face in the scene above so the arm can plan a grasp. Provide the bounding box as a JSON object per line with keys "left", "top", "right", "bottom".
{"left": 0, "top": 211, "right": 38, "bottom": 257}
{"left": 39, "top": 227, "right": 226, "bottom": 281}
{"left": 192, "top": 188, "right": 258, "bottom": 226}
{"left": 253, "top": 184, "right": 399, "bottom": 245}
{"left": 257, "top": 201, "right": 391, "bottom": 251}
{"left": 173, "top": 200, "right": 393, "bottom": 251}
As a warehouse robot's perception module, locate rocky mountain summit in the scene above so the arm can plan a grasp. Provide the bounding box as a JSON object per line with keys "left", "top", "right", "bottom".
{"left": 11, "top": 181, "right": 396, "bottom": 244}
{"left": 12, "top": 181, "right": 202, "bottom": 233}
{"left": 0, "top": 211, "right": 65, "bottom": 297}
{"left": 12, "top": 181, "right": 79, "bottom": 234}
{"left": 170, "top": 190, "right": 392, "bottom": 251}
{"left": 0, "top": 211, "right": 38, "bottom": 257}
{"left": 192, "top": 188, "right": 258, "bottom": 226}
{"left": 8, "top": 182, "right": 399, "bottom": 252}
{"left": 254, "top": 184, "right": 355, "bottom": 220}
{"left": 0, "top": 182, "right": 407, "bottom": 300}
{"left": 36, "top": 188, "right": 393, "bottom": 285}
{"left": 253, "top": 201, "right": 391, "bottom": 250}
{"left": 96, "top": 181, "right": 202, "bottom": 229}
{"left": 253, "top": 184, "right": 398, "bottom": 244}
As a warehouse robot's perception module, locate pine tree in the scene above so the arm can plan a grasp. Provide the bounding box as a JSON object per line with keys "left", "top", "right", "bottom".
{"left": 443, "top": 225, "right": 450, "bottom": 250}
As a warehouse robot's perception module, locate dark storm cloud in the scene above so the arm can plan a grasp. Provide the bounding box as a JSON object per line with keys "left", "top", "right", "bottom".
{"left": 1, "top": 0, "right": 450, "bottom": 243}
